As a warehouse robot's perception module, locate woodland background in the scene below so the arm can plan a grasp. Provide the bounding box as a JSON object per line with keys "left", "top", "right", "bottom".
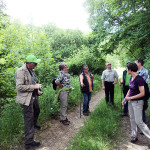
{"left": 0, "top": 0, "right": 150, "bottom": 148}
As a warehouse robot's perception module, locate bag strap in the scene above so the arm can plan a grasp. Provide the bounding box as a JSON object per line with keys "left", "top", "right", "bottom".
{"left": 134, "top": 75, "right": 141, "bottom": 90}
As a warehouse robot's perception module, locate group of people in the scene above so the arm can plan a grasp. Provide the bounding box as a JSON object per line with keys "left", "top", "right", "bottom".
{"left": 15, "top": 55, "right": 94, "bottom": 149}
{"left": 15, "top": 54, "right": 150, "bottom": 149}
{"left": 102, "top": 59, "right": 150, "bottom": 145}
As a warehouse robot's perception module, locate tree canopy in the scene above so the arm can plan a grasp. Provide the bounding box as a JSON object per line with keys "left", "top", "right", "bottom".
{"left": 84, "top": 0, "right": 150, "bottom": 67}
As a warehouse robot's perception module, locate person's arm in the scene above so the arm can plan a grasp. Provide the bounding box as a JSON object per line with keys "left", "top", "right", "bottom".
{"left": 113, "top": 70, "right": 118, "bottom": 84}
{"left": 55, "top": 72, "right": 63, "bottom": 89}
{"left": 113, "top": 78, "right": 118, "bottom": 84}
{"left": 79, "top": 74, "right": 84, "bottom": 87}
{"left": 91, "top": 74, "right": 94, "bottom": 80}
{"left": 122, "top": 89, "right": 130, "bottom": 105}
{"left": 119, "top": 79, "right": 123, "bottom": 86}
{"left": 55, "top": 81, "right": 63, "bottom": 89}
{"left": 101, "top": 71, "right": 105, "bottom": 90}
{"left": 146, "top": 70, "right": 149, "bottom": 84}
{"left": 125, "top": 89, "right": 130, "bottom": 98}
{"left": 102, "top": 79, "right": 105, "bottom": 90}
{"left": 125, "top": 86, "right": 145, "bottom": 101}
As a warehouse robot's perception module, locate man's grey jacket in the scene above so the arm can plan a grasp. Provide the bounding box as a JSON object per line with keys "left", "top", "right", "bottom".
{"left": 16, "top": 64, "right": 34, "bottom": 106}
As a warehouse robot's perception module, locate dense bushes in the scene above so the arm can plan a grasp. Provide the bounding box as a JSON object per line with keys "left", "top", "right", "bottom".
{"left": 65, "top": 46, "right": 105, "bottom": 75}
{"left": 0, "top": 22, "right": 105, "bottom": 107}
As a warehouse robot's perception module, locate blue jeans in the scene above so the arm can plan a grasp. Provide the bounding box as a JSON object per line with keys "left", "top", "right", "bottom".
{"left": 82, "top": 92, "right": 92, "bottom": 112}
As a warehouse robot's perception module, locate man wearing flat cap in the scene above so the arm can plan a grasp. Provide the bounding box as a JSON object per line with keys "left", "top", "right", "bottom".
{"left": 16, "top": 54, "right": 42, "bottom": 149}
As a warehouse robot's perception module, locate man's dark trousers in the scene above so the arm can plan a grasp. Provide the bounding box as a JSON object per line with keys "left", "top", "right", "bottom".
{"left": 23, "top": 96, "right": 40, "bottom": 144}
{"left": 123, "top": 86, "right": 129, "bottom": 114}
{"left": 104, "top": 81, "right": 114, "bottom": 104}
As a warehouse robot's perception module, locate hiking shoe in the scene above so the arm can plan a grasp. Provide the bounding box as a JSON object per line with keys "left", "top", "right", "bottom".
{"left": 60, "top": 120, "right": 70, "bottom": 125}
{"left": 121, "top": 113, "right": 128, "bottom": 117}
{"left": 139, "top": 131, "right": 144, "bottom": 135}
{"left": 83, "top": 112, "right": 89, "bottom": 116}
{"left": 130, "top": 137, "right": 138, "bottom": 143}
{"left": 66, "top": 118, "right": 70, "bottom": 123}
{"left": 87, "top": 110, "right": 91, "bottom": 114}
{"left": 34, "top": 124, "right": 41, "bottom": 130}
{"left": 25, "top": 141, "right": 41, "bottom": 149}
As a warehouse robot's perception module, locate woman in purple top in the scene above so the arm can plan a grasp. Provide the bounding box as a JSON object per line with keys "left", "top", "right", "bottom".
{"left": 123, "top": 63, "right": 150, "bottom": 144}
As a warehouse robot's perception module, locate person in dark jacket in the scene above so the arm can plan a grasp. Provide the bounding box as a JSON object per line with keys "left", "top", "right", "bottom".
{"left": 135, "top": 59, "right": 149, "bottom": 123}
{"left": 79, "top": 65, "right": 94, "bottom": 116}
{"left": 120, "top": 62, "right": 131, "bottom": 116}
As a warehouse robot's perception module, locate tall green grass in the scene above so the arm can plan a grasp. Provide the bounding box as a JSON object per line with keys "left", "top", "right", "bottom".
{"left": 0, "top": 103, "right": 24, "bottom": 148}
{"left": 0, "top": 75, "right": 101, "bottom": 149}
{"left": 67, "top": 84, "right": 123, "bottom": 150}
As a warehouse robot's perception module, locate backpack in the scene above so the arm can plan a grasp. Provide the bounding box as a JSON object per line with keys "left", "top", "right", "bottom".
{"left": 134, "top": 75, "right": 150, "bottom": 110}
{"left": 52, "top": 78, "right": 57, "bottom": 90}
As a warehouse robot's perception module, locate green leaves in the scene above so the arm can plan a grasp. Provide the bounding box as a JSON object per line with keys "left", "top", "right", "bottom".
{"left": 85, "top": 0, "right": 150, "bottom": 67}
{"left": 0, "top": 58, "right": 5, "bottom": 64}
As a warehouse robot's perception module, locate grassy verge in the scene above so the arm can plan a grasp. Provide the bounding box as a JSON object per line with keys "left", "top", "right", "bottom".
{"left": 0, "top": 74, "right": 101, "bottom": 149}
{"left": 67, "top": 83, "right": 123, "bottom": 150}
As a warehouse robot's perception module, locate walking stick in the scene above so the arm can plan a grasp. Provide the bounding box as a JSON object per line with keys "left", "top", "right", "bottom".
{"left": 121, "top": 86, "right": 123, "bottom": 115}
{"left": 80, "top": 92, "right": 82, "bottom": 118}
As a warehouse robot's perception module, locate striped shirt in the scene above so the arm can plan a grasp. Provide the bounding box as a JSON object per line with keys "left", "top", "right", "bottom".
{"left": 137, "top": 67, "right": 149, "bottom": 84}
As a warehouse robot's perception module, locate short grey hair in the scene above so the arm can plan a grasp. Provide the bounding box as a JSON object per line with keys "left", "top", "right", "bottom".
{"left": 59, "top": 62, "right": 67, "bottom": 71}
{"left": 82, "top": 65, "right": 88, "bottom": 71}
{"left": 105, "top": 62, "right": 110, "bottom": 66}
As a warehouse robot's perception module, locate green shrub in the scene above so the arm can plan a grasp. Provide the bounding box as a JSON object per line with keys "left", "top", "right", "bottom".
{"left": 38, "top": 85, "right": 60, "bottom": 122}
{"left": 65, "top": 46, "right": 105, "bottom": 75}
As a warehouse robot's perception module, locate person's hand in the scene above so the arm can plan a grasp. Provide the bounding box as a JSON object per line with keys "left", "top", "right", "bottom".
{"left": 102, "top": 86, "right": 105, "bottom": 90}
{"left": 119, "top": 82, "right": 122, "bottom": 86}
{"left": 59, "top": 84, "right": 63, "bottom": 89}
{"left": 122, "top": 99, "right": 127, "bottom": 105}
{"left": 34, "top": 84, "right": 42, "bottom": 89}
{"left": 38, "top": 91, "right": 43, "bottom": 96}
{"left": 125, "top": 97, "right": 131, "bottom": 101}
{"left": 113, "top": 81, "right": 117, "bottom": 85}
{"left": 80, "top": 83, "right": 85, "bottom": 88}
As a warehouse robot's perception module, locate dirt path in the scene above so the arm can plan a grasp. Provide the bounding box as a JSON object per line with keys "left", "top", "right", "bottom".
{"left": 32, "top": 90, "right": 105, "bottom": 150}
{"left": 116, "top": 113, "right": 150, "bottom": 150}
